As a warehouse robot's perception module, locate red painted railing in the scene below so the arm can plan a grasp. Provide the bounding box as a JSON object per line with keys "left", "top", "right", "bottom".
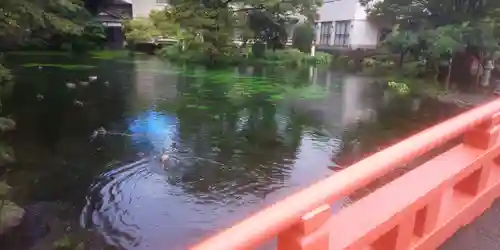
{"left": 192, "top": 98, "right": 500, "bottom": 250}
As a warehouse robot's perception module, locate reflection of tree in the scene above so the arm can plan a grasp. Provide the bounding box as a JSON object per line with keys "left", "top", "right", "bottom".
{"left": 333, "top": 96, "right": 462, "bottom": 201}
{"left": 335, "top": 96, "right": 460, "bottom": 166}
{"left": 3, "top": 58, "right": 137, "bottom": 205}
{"left": 156, "top": 72, "right": 311, "bottom": 201}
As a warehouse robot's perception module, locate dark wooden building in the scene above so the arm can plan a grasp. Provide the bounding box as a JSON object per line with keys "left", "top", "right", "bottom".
{"left": 93, "top": 0, "right": 132, "bottom": 49}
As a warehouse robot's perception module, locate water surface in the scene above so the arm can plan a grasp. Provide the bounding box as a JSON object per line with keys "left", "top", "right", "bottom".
{"left": 1, "top": 54, "right": 461, "bottom": 249}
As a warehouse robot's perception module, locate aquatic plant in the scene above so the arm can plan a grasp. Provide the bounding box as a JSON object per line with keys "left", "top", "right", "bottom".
{"left": 388, "top": 81, "right": 411, "bottom": 95}
{"left": 5, "top": 51, "right": 71, "bottom": 57}
{"left": 22, "top": 63, "right": 96, "bottom": 70}
{"left": 89, "top": 50, "right": 144, "bottom": 60}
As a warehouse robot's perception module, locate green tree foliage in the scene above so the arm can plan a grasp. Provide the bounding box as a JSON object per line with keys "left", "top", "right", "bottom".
{"left": 124, "top": 18, "right": 162, "bottom": 44}
{"left": 149, "top": 10, "right": 181, "bottom": 38}
{"left": 160, "top": 0, "right": 322, "bottom": 59}
{"left": 124, "top": 10, "right": 183, "bottom": 45}
{"left": 292, "top": 23, "right": 314, "bottom": 53}
{"left": 361, "top": 0, "right": 500, "bottom": 55}
{"left": 0, "top": 0, "right": 104, "bottom": 50}
{"left": 360, "top": 0, "right": 500, "bottom": 79}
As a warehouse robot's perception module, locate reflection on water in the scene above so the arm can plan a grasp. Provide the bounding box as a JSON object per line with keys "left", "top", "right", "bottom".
{"left": 128, "top": 110, "right": 177, "bottom": 153}
{"left": 2, "top": 55, "right": 461, "bottom": 249}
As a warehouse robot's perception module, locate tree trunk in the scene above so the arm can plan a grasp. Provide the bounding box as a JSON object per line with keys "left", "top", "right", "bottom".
{"left": 475, "top": 52, "right": 484, "bottom": 88}
{"left": 398, "top": 50, "right": 406, "bottom": 68}
{"left": 445, "top": 58, "right": 453, "bottom": 91}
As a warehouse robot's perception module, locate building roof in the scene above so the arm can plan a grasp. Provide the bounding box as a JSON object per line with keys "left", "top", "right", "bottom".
{"left": 110, "top": 0, "right": 131, "bottom": 5}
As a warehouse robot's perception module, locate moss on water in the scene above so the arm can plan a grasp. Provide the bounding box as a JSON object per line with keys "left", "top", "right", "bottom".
{"left": 89, "top": 50, "right": 146, "bottom": 60}
{"left": 5, "top": 51, "right": 70, "bottom": 56}
{"left": 22, "top": 63, "right": 96, "bottom": 70}
{"left": 5, "top": 50, "right": 146, "bottom": 61}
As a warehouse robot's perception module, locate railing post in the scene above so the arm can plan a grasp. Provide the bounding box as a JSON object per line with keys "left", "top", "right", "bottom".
{"left": 464, "top": 121, "right": 499, "bottom": 150}
{"left": 277, "top": 204, "right": 331, "bottom": 250}
{"left": 458, "top": 118, "right": 500, "bottom": 195}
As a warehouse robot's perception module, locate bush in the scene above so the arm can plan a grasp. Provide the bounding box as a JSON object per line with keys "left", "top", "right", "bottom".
{"left": 292, "top": 24, "right": 315, "bottom": 53}
{"left": 260, "top": 49, "right": 332, "bottom": 66}
{"left": 158, "top": 46, "right": 331, "bottom": 67}
{"left": 157, "top": 43, "right": 245, "bottom": 66}
{"left": 313, "top": 52, "right": 333, "bottom": 64}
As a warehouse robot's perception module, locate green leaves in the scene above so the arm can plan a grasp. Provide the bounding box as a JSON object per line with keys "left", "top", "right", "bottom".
{"left": 1, "top": 0, "right": 87, "bottom": 35}
{"left": 363, "top": 0, "right": 500, "bottom": 66}
{"left": 0, "top": 0, "right": 97, "bottom": 48}
{"left": 383, "top": 25, "right": 420, "bottom": 53}
{"left": 124, "top": 18, "right": 163, "bottom": 44}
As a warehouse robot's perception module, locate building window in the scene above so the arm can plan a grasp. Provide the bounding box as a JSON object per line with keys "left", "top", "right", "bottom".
{"left": 319, "top": 22, "right": 332, "bottom": 45}
{"left": 156, "top": 0, "right": 169, "bottom": 4}
{"left": 334, "top": 21, "right": 350, "bottom": 46}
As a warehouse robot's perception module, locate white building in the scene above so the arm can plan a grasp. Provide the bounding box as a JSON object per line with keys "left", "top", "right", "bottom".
{"left": 315, "top": 0, "right": 380, "bottom": 49}
{"left": 131, "top": 0, "right": 169, "bottom": 18}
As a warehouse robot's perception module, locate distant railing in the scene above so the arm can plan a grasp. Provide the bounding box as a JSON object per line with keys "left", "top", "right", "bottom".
{"left": 191, "top": 98, "right": 500, "bottom": 250}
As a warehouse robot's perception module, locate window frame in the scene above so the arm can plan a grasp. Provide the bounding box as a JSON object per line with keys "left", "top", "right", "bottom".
{"left": 333, "top": 21, "right": 350, "bottom": 47}
{"left": 319, "top": 22, "right": 333, "bottom": 45}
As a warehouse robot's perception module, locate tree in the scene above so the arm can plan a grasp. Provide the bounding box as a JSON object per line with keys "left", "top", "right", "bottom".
{"left": 162, "top": 0, "right": 322, "bottom": 53}
{"left": 0, "top": 0, "right": 101, "bottom": 49}
{"left": 292, "top": 23, "right": 315, "bottom": 53}
{"left": 382, "top": 25, "right": 420, "bottom": 67}
{"left": 360, "top": 0, "right": 500, "bottom": 84}
{"left": 0, "top": 0, "right": 90, "bottom": 42}
{"left": 149, "top": 10, "right": 181, "bottom": 38}
{"left": 124, "top": 18, "right": 162, "bottom": 44}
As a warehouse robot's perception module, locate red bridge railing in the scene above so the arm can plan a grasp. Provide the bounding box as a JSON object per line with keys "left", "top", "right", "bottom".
{"left": 192, "top": 98, "right": 500, "bottom": 250}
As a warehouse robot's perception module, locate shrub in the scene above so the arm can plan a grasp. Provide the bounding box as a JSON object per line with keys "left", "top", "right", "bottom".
{"left": 261, "top": 49, "right": 332, "bottom": 66}
{"left": 292, "top": 24, "right": 315, "bottom": 53}
{"left": 158, "top": 46, "right": 331, "bottom": 67}
{"left": 157, "top": 43, "right": 245, "bottom": 66}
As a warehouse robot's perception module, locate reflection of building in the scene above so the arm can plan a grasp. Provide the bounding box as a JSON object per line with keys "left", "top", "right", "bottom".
{"left": 315, "top": 0, "right": 380, "bottom": 50}
{"left": 132, "top": 59, "right": 178, "bottom": 107}
{"left": 341, "top": 75, "right": 378, "bottom": 126}
{"left": 291, "top": 70, "right": 379, "bottom": 134}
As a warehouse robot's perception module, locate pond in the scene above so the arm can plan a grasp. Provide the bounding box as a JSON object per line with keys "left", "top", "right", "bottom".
{"left": 0, "top": 52, "right": 462, "bottom": 250}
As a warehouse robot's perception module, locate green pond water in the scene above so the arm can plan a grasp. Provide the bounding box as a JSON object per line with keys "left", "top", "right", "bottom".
{"left": 0, "top": 52, "right": 462, "bottom": 249}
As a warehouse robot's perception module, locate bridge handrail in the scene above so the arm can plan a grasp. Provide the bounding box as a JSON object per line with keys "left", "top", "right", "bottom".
{"left": 191, "top": 98, "right": 500, "bottom": 250}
